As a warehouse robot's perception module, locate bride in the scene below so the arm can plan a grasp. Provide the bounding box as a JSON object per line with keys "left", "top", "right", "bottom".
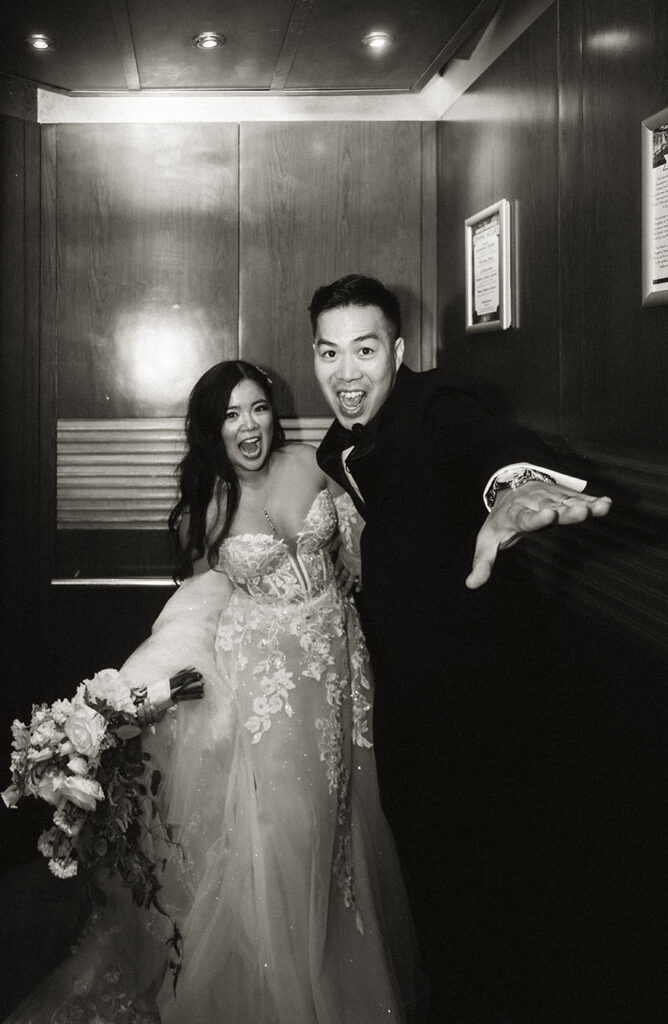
{"left": 5, "top": 360, "right": 423, "bottom": 1024}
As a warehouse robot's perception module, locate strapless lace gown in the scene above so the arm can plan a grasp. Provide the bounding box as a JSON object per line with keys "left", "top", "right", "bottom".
{"left": 4, "top": 491, "right": 422, "bottom": 1024}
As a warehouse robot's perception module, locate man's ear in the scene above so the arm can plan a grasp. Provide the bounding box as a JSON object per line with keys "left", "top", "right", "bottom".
{"left": 394, "top": 336, "right": 405, "bottom": 368}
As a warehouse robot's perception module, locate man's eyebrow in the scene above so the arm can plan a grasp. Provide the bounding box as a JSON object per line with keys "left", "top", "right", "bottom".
{"left": 315, "top": 332, "right": 378, "bottom": 346}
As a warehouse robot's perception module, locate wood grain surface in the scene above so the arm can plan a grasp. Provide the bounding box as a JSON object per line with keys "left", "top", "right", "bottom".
{"left": 435, "top": 0, "right": 668, "bottom": 658}
{"left": 437, "top": 4, "right": 561, "bottom": 435}
{"left": 239, "top": 120, "right": 425, "bottom": 415}
{"left": 55, "top": 123, "right": 240, "bottom": 418}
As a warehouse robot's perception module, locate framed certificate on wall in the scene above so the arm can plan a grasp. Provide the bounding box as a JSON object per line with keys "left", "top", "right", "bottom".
{"left": 465, "top": 199, "right": 512, "bottom": 333}
{"left": 642, "top": 106, "right": 668, "bottom": 306}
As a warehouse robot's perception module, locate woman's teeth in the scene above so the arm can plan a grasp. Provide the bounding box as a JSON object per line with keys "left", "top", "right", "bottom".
{"left": 338, "top": 390, "right": 365, "bottom": 414}
{"left": 239, "top": 437, "right": 261, "bottom": 457}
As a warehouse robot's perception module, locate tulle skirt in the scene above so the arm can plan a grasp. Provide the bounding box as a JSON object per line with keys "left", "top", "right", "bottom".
{"left": 4, "top": 571, "right": 424, "bottom": 1024}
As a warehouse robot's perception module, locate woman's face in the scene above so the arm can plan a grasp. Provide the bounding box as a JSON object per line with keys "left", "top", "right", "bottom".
{"left": 221, "top": 378, "right": 274, "bottom": 473}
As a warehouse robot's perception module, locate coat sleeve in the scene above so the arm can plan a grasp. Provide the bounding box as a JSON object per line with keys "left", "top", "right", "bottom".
{"left": 425, "top": 389, "right": 563, "bottom": 501}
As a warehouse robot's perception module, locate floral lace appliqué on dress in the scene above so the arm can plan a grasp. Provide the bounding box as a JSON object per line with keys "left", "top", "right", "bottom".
{"left": 214, "top": 490, "right": 372, "bottom": 932}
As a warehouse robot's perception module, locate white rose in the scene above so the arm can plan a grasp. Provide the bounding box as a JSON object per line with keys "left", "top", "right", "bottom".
{"left": 35, "top": 773, "right": 63, "bottom": 807}
{"left": 85, "top": 668, "right": 135, "bottom": 715}
{"left": 27, "top": 747, "right": 53, "bottom": 763}
{"left": 10, "top": 720, "right": 30, "bottom": 752}
{"left": 1, "top": 784, "right": 20, "bottom": 808}
{"left": 66, "top": 756, "right": 88, "bottom": 775}
{"left": 59, "top": 775, "right": 104, "bottom": 812}
{"left": 64, "top": 705, "right": 106, "bottom": 758}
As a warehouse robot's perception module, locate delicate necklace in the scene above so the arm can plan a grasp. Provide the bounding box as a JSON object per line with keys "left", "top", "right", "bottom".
{"left": 263, "top": 506, "right": 277, "bottom": 535}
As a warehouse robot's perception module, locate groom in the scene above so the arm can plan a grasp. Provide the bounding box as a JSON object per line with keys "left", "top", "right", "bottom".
{"left": 311, "top": 274, "right": 611, "bottom": 1023}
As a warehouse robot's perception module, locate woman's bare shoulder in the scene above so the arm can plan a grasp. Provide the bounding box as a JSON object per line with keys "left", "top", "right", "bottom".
{"left": 276, "top": 440, "right": 327, "bottom": 487}
{"left": 279, "top": 442, "right": 323, "bottom": 474}
{"left": 279, "top": 442, "right": 346, "bottom": 495}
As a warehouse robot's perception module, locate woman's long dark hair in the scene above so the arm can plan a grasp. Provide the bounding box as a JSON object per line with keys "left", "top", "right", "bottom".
{"left": 168, "top": 360, "right": 286, "bottom": 579}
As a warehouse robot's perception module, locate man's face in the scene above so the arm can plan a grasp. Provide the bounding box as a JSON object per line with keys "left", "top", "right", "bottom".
{"left": 313, "top": 304, "right": 404, "bottom": 427}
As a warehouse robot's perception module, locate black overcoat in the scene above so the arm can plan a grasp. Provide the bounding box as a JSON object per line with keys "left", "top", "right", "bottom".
{"left": 318, "top": 363, "right": 557, "bottom": 749}
{"left": 318, "top": 364, "right": 574, "bottom": 1018}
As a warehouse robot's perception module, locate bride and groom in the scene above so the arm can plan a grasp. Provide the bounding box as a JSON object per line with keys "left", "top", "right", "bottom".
{"left": 5, "top": 274, "right": 610, "bottom": 1024}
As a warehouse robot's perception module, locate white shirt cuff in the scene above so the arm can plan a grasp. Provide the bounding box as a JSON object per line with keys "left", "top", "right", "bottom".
{"left": 483, "top": 463, "right": 587, "bottom": 512}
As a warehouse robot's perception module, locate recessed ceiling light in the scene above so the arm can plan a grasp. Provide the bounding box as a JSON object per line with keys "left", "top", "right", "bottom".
{"left": 192, "top": 31, "right": 227, "bottom": 51}
{"left": 26, "top": 33, "right": 54, "bottom": 51}
{"left": 360, "top": 31, "right": 394, "bottom": 51}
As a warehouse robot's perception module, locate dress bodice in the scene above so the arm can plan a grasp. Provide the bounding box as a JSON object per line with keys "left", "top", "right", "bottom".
{"left": 218, "top": 488, "right": 337, "bottom": 602}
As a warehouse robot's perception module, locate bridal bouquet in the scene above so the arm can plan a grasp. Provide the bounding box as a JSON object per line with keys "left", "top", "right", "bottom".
{"left": 2, "top": 667, "right": 202, "bottom": 904}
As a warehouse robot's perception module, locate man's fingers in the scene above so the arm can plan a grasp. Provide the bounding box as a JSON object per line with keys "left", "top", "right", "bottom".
{"left": 557, "top": 502, "right": 589, "bottom": 524}
{"left": 465, "top": 554, "right": 494, "bottom": 589}
{"left": 467, "top": 488, "right": 612, "bottom": 590}
{"left": 334, "top": 561, "right": 360, "bottom": 595}
{"left": 514, "top": 504, "right": 560, "bottom": 532}
{"left": 550, "top": 496, "right": 611, "bottom": 525}
{"left": 467, "top": 505, "right": 555, "bottom": 587}
{"left": 592, "top": 496, "right": 612, "bottom": 515}
{"left": 466, "top": 531, "right": 498, "bottom": 589}
{"left": 573, "top": 495, "right": 612, "bottom": 517}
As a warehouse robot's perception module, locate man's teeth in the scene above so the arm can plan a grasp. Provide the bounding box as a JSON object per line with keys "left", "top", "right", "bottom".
{"left": 338, "top": 391, "right": 365, "bottom": 410}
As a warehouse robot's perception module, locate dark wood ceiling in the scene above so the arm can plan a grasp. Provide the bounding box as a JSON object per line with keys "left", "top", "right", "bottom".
{"left": 0, "top": 0, "right": 495, "bottom": 95}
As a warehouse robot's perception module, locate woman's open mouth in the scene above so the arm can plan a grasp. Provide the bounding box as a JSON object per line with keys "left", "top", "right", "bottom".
{"left": 238, "top": 436, "right": 262, "bottom": 458}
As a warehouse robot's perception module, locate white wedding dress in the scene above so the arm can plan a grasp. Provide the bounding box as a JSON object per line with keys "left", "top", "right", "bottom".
{"left": 4, "top": 491, "right": 423, "bottom": 1024}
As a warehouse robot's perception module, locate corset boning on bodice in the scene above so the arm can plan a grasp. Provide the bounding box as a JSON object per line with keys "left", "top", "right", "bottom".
{"left": 217, "top": 489, "right": 338, "bottom": 603}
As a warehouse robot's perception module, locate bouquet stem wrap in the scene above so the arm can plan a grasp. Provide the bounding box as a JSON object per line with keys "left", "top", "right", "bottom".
{"left": 132, "top": 667, "right": 203, "bottom": 717}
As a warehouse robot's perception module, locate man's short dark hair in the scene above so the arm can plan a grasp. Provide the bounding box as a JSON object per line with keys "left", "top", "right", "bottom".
{"left": 308, "top": 274, "right": 402, "bottom": 339}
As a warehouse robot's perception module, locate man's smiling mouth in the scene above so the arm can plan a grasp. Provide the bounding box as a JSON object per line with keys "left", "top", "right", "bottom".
{"left": 337, "top": 390, "right": 366, "bottom": 414}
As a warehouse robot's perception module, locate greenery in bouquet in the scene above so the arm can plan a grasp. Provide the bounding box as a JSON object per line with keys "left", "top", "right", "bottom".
{"left": 3, "top": 666, "right": 203, "bottom": 983}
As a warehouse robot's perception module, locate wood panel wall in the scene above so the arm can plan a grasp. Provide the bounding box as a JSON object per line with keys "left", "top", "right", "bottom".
{"left": 52, "top": 121, "right": 436, "bottom": 426}
{"left": 239, "top": 122, "right": 431, "bottom": 414}
{"left": 438, "top": 6, "right": 561, "bottom": 434}
{"left": 436, "top": 8, "right": 666, "bottom": 997}
{"left": 0, "top": 113, "right": 42, "bottom": 680}
{"left": 436, "top": 0, "right": 668, "bottom": 658}
{"left": 55, "top": 123, "right": 240, "bottom": 419}
{"left": 560, "top": 0, "right": 668, "bottom": 450}
{"left": 0, "top": 110, "right": 47, "bottom": 868}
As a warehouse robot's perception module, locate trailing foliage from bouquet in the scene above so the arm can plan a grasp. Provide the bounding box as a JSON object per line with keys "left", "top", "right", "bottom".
{"left": 2, "top": 666, "right": 203, "bottom": 985}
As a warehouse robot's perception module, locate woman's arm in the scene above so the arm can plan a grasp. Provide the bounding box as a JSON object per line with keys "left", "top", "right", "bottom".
{"left": 178, "top": 511, "right": 210, "bottom": 576}
{"left": 178, "top": 487, "right": 227, "bottom": 576}
{"left": 122, "top": 570, "right": 233, "bottom": 686}
{"left": 325, "top": 475, "right": 345, "bottom": 498}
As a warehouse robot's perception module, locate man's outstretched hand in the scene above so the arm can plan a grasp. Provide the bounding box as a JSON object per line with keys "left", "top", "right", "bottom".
{"left": 465, "top": 480, "right": 612, "bottom": 590}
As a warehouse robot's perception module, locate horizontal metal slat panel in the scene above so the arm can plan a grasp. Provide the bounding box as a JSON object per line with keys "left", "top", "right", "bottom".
{"left": 57, "top": 417, "right": 330, "bottom": 529}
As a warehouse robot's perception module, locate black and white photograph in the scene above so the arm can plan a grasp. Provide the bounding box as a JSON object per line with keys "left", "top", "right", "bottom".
{"left": 1, "top": 3, "right": 666, "bottom": 1024}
